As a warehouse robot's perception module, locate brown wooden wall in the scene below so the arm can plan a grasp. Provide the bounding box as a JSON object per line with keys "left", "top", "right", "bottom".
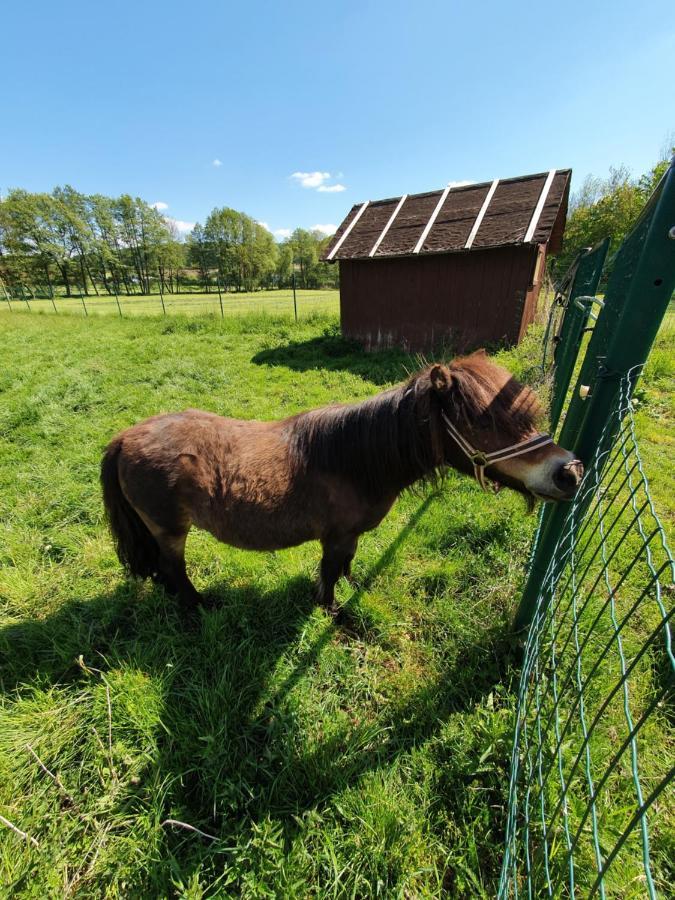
{"left": 339, "top": 244, "right": 544, "bottom": 352}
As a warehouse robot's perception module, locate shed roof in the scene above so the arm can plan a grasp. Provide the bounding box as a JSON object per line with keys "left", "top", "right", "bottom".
{"left": 322, "top": 168, "right": 571, "bottom": 262}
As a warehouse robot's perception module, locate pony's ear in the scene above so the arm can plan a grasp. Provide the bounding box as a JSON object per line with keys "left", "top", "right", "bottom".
{"left": 472, "top": 348, "right": 487, "bottom": 358}
{"left": 429, "top": 364, "right": 453, "bottom": 393}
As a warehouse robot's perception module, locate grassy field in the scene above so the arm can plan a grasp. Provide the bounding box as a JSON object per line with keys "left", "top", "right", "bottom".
{"left": 1, "top": 289, "right": 340, "bottom": 321}
{"left": 0, "top": 310, "right": 672, "bottom": 897}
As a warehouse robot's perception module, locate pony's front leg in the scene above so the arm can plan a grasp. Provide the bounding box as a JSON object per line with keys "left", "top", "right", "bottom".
{"left": 317, "top": 535, "right": 359, "bottom": 617}
{"left": 152, "top": 528, "right": 204, "bottom": 614}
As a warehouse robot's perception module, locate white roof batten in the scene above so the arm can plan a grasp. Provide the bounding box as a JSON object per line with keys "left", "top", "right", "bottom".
{"left": 464, "top": 178, "right": 499, "bottom": 250}
{"left": 326, "top": 201, "right": 370, "bottom": 261}
{"left": 369, "top": 194, "right": 408, "bottom": 257}
{"left": 413, "top": 185, "right": 451, "bottom": 255}
{"left": 524, "top": 169, "right": 557, "bottom": 243}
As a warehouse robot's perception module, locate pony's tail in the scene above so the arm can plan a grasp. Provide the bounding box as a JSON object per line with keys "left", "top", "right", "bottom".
{"left": 100, "top": 438, "right": 159, "bottom": 579}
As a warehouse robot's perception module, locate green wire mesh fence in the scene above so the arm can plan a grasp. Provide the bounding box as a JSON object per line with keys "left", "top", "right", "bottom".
{"left": 499, "top": 156, "right": 675, "bottom": 897}
{"left": 499, "top": 367, "right": 673, "bottom": 897}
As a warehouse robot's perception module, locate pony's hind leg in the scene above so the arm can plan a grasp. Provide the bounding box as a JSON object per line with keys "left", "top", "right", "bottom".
{"left": 318, "top": 535, "right": 359, "bottom": 616}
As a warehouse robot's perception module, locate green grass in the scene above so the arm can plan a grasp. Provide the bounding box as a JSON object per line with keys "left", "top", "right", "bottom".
{"left": 0, "top": 310, "right": 671, "bottom": 897}
{"left": 1, "top": 288, "right": 340, "bottom": 320}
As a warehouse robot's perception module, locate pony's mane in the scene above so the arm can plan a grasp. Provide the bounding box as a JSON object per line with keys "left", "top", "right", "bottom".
{"left": 445, "top": 353, "right": 542, "bottom": 442}
{"left": 287, "top": 354, "right": 541, "bottom": 497}
{"left": 287, "top": 381, "right": 439, "bottom": 497}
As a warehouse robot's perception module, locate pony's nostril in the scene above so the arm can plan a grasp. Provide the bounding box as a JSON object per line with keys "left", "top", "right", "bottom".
{"left": 553, "top": 460, "right": 584, "bottom": 494}
{"left": 568, "top": 460, "right": 584, "bottom": 484}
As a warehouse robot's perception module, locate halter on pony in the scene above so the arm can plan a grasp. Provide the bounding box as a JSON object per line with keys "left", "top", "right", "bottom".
{"left": 441, "top": 411, "right": 553, "bottom": 492}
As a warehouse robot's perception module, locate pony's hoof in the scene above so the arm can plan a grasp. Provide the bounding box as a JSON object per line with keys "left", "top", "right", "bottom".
{"left": 198, "top": 591, "right": 220, "bottom": 611}
{"left": 177, "top": 590, "right": 209, "bottom": 621}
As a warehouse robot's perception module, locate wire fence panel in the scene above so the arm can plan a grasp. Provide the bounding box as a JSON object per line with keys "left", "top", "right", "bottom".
{"left": 499, "top": 368, "right": 674, "bottom": 898}
{"left": 503, "top": 157, "right": 675, "bottom": 897}
{"left": 0, "top": 289, "right": 340, "bottom": 320}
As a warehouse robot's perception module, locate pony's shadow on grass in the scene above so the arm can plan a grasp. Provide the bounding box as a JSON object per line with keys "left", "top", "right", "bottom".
{"left": 0, "top": 498, "right": 521, "bottom": 887}
{"left": 251, "top": 328, "right": 420, "bottom": 385}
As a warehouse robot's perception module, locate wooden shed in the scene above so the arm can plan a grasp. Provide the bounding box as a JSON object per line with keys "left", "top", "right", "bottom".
{"left": 322, "top": 168, "right": 571, "bottom": 351}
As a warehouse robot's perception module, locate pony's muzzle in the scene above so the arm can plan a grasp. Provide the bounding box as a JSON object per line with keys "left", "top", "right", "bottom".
{"left": 552, "top": 459, "right": 584, "bottom": 498}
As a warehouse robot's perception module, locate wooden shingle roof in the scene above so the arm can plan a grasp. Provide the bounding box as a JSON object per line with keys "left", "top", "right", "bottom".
{"left": 322, "top": 169, "right": 571, "bottom": 261}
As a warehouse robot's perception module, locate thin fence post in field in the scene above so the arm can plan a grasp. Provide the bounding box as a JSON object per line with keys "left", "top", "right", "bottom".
{"left": 51, "top": 295, "right": 58, "bottom": 314}
{"left": 5, "top": 295, "right": 12, "bottom": 312}
{"left": 514, "top": 156, "right": 675, "bottom": 633}
{"left": 217, "top": 278, "right": 224, "bottom": 318}
{"left": 114, "top": 291, "right": 122, "bottom": 317}
{"left": 292, "top": 272, "right": 298, "bottom": 322}
{"left": 0, "top": 277, "right": 11, "bottom": 308}
{"left": 24, "top": 293, "right": 31, "bottom": 312}
{"left": 80, "top": 294, "right": 88, "bottom": 317}
{"left": 158, "top": 274, "right": 166, "bottom": 315}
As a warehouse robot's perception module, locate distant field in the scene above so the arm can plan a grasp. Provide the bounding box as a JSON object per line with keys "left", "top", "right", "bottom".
{"left": 1, "top": 288, "right": 340, "bottom": 320}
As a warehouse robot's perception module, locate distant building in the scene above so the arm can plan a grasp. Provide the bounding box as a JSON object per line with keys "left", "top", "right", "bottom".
{"left": 322, "top": 169, "right": 571, "bottom": 351}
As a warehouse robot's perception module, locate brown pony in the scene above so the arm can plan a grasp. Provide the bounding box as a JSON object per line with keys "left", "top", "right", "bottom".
{"left": 101, "top": 351, "right": 583, "bottom": 615}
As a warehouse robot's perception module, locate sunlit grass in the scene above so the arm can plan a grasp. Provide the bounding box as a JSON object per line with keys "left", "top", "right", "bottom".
{"left": 0, "top": 310, "right": 671, "bottom": 896}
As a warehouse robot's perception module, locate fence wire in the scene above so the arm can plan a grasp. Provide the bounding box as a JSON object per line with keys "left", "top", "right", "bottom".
{"left": 0, "top": 289, "right": 340, "bottom": 320}
{"left": 499, "top": 366, "right": 674, "bottom": 898}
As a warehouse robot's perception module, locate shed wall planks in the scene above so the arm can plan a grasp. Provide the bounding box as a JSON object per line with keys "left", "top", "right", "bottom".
{"left": 339, "top": 244, "right": 540, "bottom": 352}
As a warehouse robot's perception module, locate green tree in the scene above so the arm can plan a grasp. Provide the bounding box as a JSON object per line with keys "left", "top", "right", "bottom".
{"left": 114, "top": 196, "right": 172, "bottom": 293}
{"left": 186, "top": 224, "right": 213, "bottom": 291}
{"left": 52, "top": 185, "right": 101, "bottom": 295}
{"left": 554, "top": 150, "right": 673, "bottom": 281}
{"left": 88, "top": 194, "right": 128, "bottom": 295}
{"left": 200, "top": 208, "right": 278, "bottom": 291}
{"left": 0, "top": 190, "right": 71, "bottom": 294}
{"left": 285, "top": 229, "right": 339, "bottom": 288}
{"left": 275, "top": 242, "right": 293, "bottom": 287}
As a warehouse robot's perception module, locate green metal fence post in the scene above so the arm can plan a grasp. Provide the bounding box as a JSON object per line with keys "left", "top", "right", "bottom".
{"left": 549, "top": 239, "right": 609, "bottom": 431}
{"left": 514, "top": 157, "right": 675, "bottom": 633}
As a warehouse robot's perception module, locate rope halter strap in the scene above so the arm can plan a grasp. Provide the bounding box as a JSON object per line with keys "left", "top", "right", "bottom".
{"left": 441, "top": 411, "right": 553, "bottom": 492}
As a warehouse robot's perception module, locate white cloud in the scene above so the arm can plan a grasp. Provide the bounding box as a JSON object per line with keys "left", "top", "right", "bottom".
{"left": 256, "top": 222, "right": 292, "bottom": 240}
{"left": 291, "top": 171, "right": 330, "bottom": 189}
{"left": 165, "top": 217, "right": 196, "bottom": 235}
{"left": 151, "top": 201, "right": 169, "bottom": 210}
{"left": 311, "top": 223, "right": 338, "bottom": 236}
{"left": 290, "top": 171, "right": 346, "bottom": 193}
{"left": 447, "top": 180, "right": 474, "bottom": 188}
{"left": 212, "top": 158, "right": 222, "bottom": 167}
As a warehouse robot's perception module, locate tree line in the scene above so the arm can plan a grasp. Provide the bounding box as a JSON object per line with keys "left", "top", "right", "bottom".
{"left": 3, "top": 151, "right": 669, "bottom": 300}
{"left": 0, "top": 186, "right": 338, "bottom": 298}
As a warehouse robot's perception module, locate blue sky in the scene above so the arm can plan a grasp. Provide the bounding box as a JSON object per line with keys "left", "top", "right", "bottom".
{"left": 2, "top": 0, "right": 673, "bottom": 239}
